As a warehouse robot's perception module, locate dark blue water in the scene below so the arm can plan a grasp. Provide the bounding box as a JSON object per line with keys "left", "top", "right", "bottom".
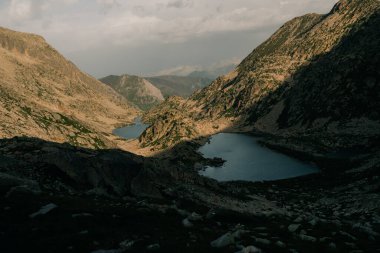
{"left": 199, "top": 133, "right": 319, "bottom": 182}
{"left": 113, "top": 117, "right": 149, "bottom": 140}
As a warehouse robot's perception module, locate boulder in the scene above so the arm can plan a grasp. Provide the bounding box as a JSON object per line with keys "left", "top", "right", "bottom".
{"left": 288, "top": 224, "right": 301, "bottom": 233}
{"left": 211, "top": 232, "right": 235, "bottom": 248}
{"left": 29, "top": 203, "right": 58, "bottom": 218}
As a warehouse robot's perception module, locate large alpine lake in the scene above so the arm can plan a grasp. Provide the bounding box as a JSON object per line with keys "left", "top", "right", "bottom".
{"left": 198, "top": 133, "right": 319, "bottom": 182}
{"left": 113, "top": 120, "right": 319, "bottom": 182}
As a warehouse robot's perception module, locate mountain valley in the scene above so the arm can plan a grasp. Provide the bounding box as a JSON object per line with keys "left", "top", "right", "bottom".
{"left": 0, "top": 0, "right": 380, "bottom": 252}
{"left": 140, "top": 0, "right": 380, "bottom": 151}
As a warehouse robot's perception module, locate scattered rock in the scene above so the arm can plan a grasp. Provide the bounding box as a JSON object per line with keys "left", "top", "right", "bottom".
{"left": 175, "top": 207, "right": 190, "bottom": 217}
{"left": 72, "top": 213, "right": 93, "bottom": 218}
{"left": 309, "top": 218, "right": 319, "bottom": 226}
{"left": 188, "top": 212, "right": 202, "bottom": 221}
{"left": 328, "top": 242, "right": 337, "bottom": 250}
{"left": 182, "top": 218, "right": 193, "bottom": 228}
{"left": 288, "top": 224, "right": 301, "bottom": 233}
{"left": 236, "top": 245, "right": 262, "bottom": 253}
{"left": 29, "top": 203, "right": 58, "bottom": 218}
{"left": 344, "top": 242, "right": 356, "bottom": 249}
{"left": 211, "top": 232, "right": 235, "bottom": 248}
{"left": 339, "top": 231, "right": 357, "bottom": 241}
{"left": 255, "top": 238, "right": 270, "bottom": 245}
{"left": 206, "top": 208, "right": 217, "bottom": 219}
{"left": 91, "top": 249, "right": 122, "bottom": 253}
{"left": 299, "top": 234, "right": 317, "bottom": 242}
{"left": 146, "top": 243, "right": 160, "bottom": 251}
{"left": 319, "top": 237, "right": 330, "bottom": 242}
{"left": 232, "top": 229, "right": 248, "bottom": 238}
{"left": 5, "top": 185, "right": 41, "bottom": 198}
{"left": 119, "top": 239, "right": 135, "bottom": 250}
{"left": 275, "top": 241, "right": 286, "bottom": 248}
{"left": 352, "top": 223, "right": 379, "bottom": 237}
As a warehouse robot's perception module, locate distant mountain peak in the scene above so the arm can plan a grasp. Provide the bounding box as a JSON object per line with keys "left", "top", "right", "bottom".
{"left": 100, "top": 74, "right": 164, "bottom": 111}
{"left": 331, "top": 0, "right": 378, "bottom": 13}
{"left": 331, "top": 0, "right": 351, "bottom": 12}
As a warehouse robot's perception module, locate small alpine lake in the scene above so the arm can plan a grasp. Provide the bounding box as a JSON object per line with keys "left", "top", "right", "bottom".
{"left": 198, "top": 133, "right": 320, "bottom": 182}
{"left": 113, "top": 117, "right": 149, "bottom": 140}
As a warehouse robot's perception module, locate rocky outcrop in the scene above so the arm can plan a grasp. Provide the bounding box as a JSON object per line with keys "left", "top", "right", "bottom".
{"left": 0, "top": 27, "right": 139, "bottom": 149}
{"left": 100, "top": 75, "right": 164, "bottom": 111}
{"left": 139, "top": 96, "right": 199, "bottom": 149}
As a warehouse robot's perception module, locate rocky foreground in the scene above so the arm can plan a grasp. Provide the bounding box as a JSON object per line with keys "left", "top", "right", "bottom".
{"left": 0, "top": 136, "right": 379, "bottom": 253}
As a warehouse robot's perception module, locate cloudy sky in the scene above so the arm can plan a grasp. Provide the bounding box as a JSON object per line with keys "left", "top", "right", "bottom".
{"left": 0, "top": 0, "right": 337, "bottom": 77}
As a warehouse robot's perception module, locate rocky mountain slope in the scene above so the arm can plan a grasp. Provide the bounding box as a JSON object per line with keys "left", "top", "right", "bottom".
{"left": 0, "top": 27, "right": 139, "bottom": 149}
{"left": 146, "top": 75, "right": 212, "bottom": 98}
{"left": 141, "top": 0, "right": 380, "bottom": 150}
{"left": 100, "top": 75, "right": 164, "bottom": 110}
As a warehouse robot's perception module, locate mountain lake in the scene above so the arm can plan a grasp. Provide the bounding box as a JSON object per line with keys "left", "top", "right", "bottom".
{"left": 113, "top": 117, "right": 149, "bottom": 140}
{"left": 198, "top": 133, "right": 319, "bottom": 182}
{"left": 114, "top": 121, "right": 320, "bottom": 182}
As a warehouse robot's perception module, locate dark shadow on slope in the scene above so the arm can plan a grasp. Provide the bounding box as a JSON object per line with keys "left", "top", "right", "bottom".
{"left": 252, "top": 10, "right": 380, "bottom": 128}
{"left": 0, "top": 137, "right": 241, "bottom": 253}
{"left": 0, "top": 136, "right": 220, "bottom": 199}
{"left": 0, "top": 136, "right": 142, "bottom": 197}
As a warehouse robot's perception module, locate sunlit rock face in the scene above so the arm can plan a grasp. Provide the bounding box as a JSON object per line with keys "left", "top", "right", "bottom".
{"left": 0, "top": 27, "right": 139, "bottom": 149}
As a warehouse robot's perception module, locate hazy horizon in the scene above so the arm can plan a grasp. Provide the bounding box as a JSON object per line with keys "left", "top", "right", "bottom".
{"left": 0, "top": 0, "right": 337, "bottom": 78}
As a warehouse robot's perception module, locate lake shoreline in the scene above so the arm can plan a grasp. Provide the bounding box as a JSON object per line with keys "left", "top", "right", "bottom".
{"left": 160, "top": 128, "right": 368, "bottom": 185}
{"left": 197, "top": 133, "right": 319, "bottom": 182}
{"left": 113, "top": 117, "right": 150, "bottom": 141}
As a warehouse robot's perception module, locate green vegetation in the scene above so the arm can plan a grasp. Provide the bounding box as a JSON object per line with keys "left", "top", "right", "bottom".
{"left": 58, "top": 114, "right": 92, "bottom": 134}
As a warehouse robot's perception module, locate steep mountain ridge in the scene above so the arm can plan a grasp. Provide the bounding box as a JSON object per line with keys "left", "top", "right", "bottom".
{"left": 0, "top": 27, "right": 139, "bottom": 148}
{"left": 141, "top": 0, "right": 380, "bottom": 150}
{"left": 100, "top": 74, "right": 164, "bottom": 111}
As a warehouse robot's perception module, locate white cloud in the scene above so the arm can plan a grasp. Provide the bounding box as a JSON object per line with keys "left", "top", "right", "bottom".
{"left": 9, "top": 0, "right": 32, "bottom": 20}
{"left": 63, "top": 0, "right": 79, "bottom": 4}
{"left": 97, "top": 0, "right": 120, "bottom": 10}
{"left": 0, "top": 0, "right": 338, "bottom": 76}
{"left": 167, "top": 0, "right": 193, "bottom": 9}
{"left": 154, "top": 57, "right": 241, "bottom": 76}
{"left": 8, "top": 0, "right": 47, "bottom": 21}
{"left": 2, "top": 0, "right": 337, "bottom": 48}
